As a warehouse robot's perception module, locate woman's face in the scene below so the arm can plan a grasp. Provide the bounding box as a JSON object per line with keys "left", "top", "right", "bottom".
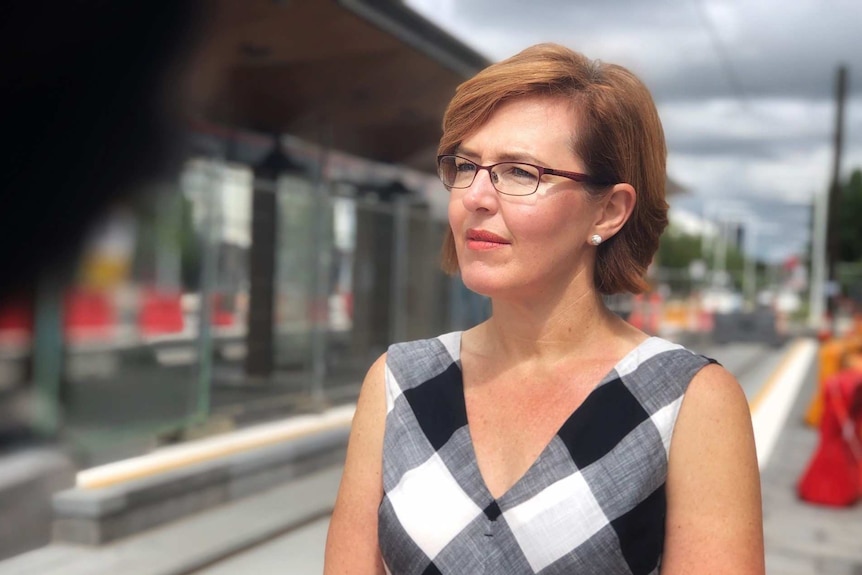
{"left": 448, "top": 96, "right": 603, "bottom": 300}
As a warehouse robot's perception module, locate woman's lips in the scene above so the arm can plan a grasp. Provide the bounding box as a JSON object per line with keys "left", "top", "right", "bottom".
{"left": 466, "top": 229, "right": 510, "bottom": 251}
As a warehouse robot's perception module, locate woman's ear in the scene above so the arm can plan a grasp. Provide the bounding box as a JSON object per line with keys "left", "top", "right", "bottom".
{"left": 592, "top": 183, "right": 636, "bottom": 241}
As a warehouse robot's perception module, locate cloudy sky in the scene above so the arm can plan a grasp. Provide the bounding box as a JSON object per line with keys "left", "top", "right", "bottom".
{"left": 404, "top": 0, "right": 862, "bottom": 263}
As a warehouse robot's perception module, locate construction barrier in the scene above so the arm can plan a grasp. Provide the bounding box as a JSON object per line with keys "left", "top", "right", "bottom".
{"left": 139, "top": 290, "right": 184, "bottom": 336}
{"left": 628, "top": 292, "right": 663, "bottom": 335}
{"left": 64, "top": 289, "right": 116, "bottom": 340}
{"left": 711, "top": 310, "right": 782, "bottom": 346}
{"left": 139, "top": 291, "right": 238, "bottom": 335}
{"left": 211, "top": 293, "right": 235, "bottom": 327}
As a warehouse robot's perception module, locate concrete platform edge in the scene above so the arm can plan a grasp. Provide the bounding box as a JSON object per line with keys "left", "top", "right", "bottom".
{"left": 0, "top": 465, "right": 343, "bottom": 575}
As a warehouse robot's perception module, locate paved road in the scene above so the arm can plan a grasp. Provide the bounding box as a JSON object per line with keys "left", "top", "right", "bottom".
{"left": 193, "top": 339, "right": 793, "bottom": 574}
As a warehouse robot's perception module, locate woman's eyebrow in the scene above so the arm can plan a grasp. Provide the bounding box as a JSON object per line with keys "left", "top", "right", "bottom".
{"left": 453, "top": 144, "right": 476, "bottom": 158}
{"left": 453, "top": 146, "right": 544, "bottom": 166}
{"left": 495, "top": 151, "right": 543, "bottom": 165}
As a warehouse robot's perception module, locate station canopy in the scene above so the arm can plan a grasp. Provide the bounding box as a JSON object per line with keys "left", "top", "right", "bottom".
{"left": 193, "top": 0, "right": 489, "bottom": 173}
{"left": 193, "top": 0, "right": 689, "bottom": 197}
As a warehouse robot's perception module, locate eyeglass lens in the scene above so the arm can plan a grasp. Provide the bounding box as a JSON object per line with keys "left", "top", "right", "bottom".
{"left": 438, "top": 156, "right": 541, "bottom": 196}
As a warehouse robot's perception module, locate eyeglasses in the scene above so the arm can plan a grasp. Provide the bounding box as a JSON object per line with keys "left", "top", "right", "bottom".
{"left": 436, "top": 155, "right": 602, "bottom": 197}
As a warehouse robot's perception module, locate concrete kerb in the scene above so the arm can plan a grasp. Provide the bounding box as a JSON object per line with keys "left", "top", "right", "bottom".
{"left": 0, "top": 448, "right": 76, "bottom": 560}
{"left": 49, "top": 406, "right": 353, "bottom": 546}
{"left": 0, "top": 465, "right": 343, "bottom": 575}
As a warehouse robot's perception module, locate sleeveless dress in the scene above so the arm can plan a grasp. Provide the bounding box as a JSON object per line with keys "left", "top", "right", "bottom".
{"left": 377, "top": 331, "right": 715, "bottom": 575}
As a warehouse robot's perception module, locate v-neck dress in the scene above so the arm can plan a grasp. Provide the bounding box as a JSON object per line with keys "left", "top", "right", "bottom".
{"left": 377, "top": 331, "right": 715, "bottom": 575}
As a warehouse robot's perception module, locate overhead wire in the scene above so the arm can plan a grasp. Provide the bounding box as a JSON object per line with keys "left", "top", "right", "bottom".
{"left": 689, "top": 0, "right": 749, "bottom": 109}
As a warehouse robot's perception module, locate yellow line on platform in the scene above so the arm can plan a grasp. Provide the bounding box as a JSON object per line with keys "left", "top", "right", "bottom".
{"left": 748, "top": 338, "right": 809, "bottom": 415}
{"left": 77, "top": 405, "right": 355, "bottom": 490}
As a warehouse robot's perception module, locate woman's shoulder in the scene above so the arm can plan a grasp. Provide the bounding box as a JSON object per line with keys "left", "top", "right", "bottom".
{"left": 617, "top": 336, "right": 715, "bottom": 382}
{"left": 603, "top": 336, "right": 717, "bottom": 423}
{"left": 384, "top": 331, "right": 464, "bottom": 391}
{"left": 386, "top": 331, "right": 463, "bottom": 367}
{"left": 388, "top": 330, "right": 462, "bottom": 351}
{"left": 682, "top": 360, "right": 746, "bottom": 413}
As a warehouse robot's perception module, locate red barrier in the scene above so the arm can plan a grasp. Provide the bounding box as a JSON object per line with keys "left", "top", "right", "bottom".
{"left": 817, "top": 313, "right": 834, "bottom": 343}
{"left": 139, "top": 290, "right": 184, "bottom": 335}
{"left": 64, "top": 289, "right": 115, "bottom": 336}
{"left": 646, "top": 292, "right": 662, "bottom": 334}
{"left": 629, "top": 294, "right": 646, "bottom": 331}
{"left": 628, "top": 292, "right": 663, "bottom": 335}
{"left": 211, "top": 293, "right": 235, "bottom": 327}
{"left": 797, "top": 369, "right": 862, "bottom": 507}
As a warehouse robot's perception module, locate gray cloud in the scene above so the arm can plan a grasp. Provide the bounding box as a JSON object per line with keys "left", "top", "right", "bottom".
{"left": 412, "top": 0, "right": 862, "bottom": 102}
{"left": 669, "top": 133, "right": 822, "bottom": 160}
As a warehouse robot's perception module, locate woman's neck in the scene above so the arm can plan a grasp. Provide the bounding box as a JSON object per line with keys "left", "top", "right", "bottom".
{"left": 473, "top": 285, "right": 626, "bottom": 365}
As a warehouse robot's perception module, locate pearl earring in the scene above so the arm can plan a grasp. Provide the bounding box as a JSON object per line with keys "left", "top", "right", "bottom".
{"left": 590, "top": 234, "right": 603, "bottom": 246}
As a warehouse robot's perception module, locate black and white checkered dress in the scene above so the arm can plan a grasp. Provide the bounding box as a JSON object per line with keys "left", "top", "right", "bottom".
{"left": 377, "top": 331, "right": 714, "bottom": 575}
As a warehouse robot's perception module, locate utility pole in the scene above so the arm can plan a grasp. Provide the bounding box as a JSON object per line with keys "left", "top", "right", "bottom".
{"left": 826, "top": 65, "right": 848, "bottom": 316}
{"left": 713, "top": 219, "right": 728, "bottom": 288}
{"left": 809, "top": 185, "right": 829, "bottom": 327}
{"left": 743, "top": 224, "right": 755, "bottom": 309}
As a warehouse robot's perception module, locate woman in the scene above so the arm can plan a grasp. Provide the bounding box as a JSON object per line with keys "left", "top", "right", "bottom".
{"left": 325, "top": 44, "right": 764, "bottom": 574}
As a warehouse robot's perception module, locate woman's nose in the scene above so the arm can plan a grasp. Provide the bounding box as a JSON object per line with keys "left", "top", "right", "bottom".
{"left": 461, "top": 167, "right": 499, "bottom": 212}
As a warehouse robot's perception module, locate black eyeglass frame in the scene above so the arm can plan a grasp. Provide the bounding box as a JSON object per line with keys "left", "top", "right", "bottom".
{"left": 436, "top": 154, "right": 608, "bottom": 196}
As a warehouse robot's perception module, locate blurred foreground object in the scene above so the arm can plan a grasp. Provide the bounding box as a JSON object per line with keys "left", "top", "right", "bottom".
{"left": 805, "top": 317, "right": 862, "bottom": 426}
{"left": 799, "top": 313, "right": 862, "bottom": 506}
{"left": 0, "top": 1, "right": 206, "bottom": 297}
{"left": 0, "top": 0, "right": 491, "bottom": 562}
{"left": 797, "top": 368, "right": 862, "bottom": 507}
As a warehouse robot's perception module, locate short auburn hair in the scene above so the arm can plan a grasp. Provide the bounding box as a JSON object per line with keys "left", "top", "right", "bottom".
{"left": 438, "top": 43, "right": 668, "bottom": 294}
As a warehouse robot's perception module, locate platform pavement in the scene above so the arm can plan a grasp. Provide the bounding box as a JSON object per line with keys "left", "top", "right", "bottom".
{"left": 0, "top": 465, "right": 343, "bottom": 575}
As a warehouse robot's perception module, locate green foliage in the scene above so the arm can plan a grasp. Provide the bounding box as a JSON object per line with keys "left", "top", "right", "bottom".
{"left": 179, "top": 194, "right": 201, "bottom": 290}
{"left": 838, "top": 169, "right": 862, "bottom": 263}
{"left": 657, "top": 224, "right": 748, "bottom": 289}
{"left": 656, "top": 228, "right": 703, "bottom": 270}
{"left": 130, "top": 198, "right": 158, "bottom": 283}
{"left": 130, "top": 190, "right": 201, "bottom": 290}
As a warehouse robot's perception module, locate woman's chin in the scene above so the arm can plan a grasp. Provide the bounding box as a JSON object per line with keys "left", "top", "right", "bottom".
{"left": 459, "top": 269, "right": 518, "bottom": 298}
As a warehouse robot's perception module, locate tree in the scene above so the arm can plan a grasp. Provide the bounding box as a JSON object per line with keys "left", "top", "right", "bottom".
{"left": 838, "top": 169, "right": 862, "bottom": 263}
{"left": 657, "top": 224, "right": 749, "bottom": 291}
{"left": 836, "top": 169, "right": 862, "bottom": 303}
{"left": 656, "top": 228, "right": 703, "bottom": 270}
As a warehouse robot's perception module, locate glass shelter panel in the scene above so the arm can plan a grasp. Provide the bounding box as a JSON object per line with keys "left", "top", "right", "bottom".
{"left": 274, "top": 175, "right": 317, "bottom": 374}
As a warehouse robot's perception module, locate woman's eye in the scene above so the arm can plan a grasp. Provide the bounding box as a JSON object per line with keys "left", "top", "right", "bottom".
{"left": 508, "top": 166, "right": 537, "bottom": 180}
{"left": 455, "top": 162, "right": 476, "bottom": 173}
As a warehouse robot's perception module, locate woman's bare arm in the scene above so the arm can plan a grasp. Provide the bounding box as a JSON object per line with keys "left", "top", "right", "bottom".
{"left": 661, "top": 363, "right": 765, "bottom": 574}
{"left": 324, "top": 354, "right": 388, "bottom": 575}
